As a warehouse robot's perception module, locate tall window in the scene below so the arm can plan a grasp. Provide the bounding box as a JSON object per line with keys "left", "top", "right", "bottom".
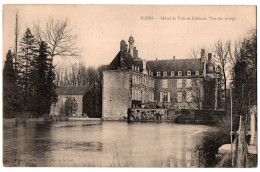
{"left": 62, "top": 97, "right": 67, "bottom": 103}
{"left": 163, "top": 71, "right": 167, "bottom": 76}
{"left": 186, "top": 91, "right": 192, "bottom": 102}
{"left": 160, "top": 92, "right": 170, "bottom": 102}
{"left": 163, "top": 92, "right": 168, "bottom": 102}
{"left": 138, "top": 90, "right": 142, "bottom": 101}
{"left": 177, "top": 92, "right": 182, "bottom": 102}
{"left": 177, "top": 79, "right": 183, "bottom": 88}
{"left": 195, "top": 79, "right": 200, "bottom": 86}
{"left": 132, "top": 89, "right": 135, "bottom": 100}
{"left": 162, "top": 79, "right": 168, "bottom": 88}
{"left": 186, "top": 79, "right": 192, "bottom": 88}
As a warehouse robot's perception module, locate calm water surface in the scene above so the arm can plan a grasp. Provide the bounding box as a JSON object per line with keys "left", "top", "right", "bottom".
{"left": 3, "top": 121, "right": 216, "bottom": 167}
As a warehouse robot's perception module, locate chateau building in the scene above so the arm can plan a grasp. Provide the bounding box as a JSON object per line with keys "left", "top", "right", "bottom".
{"left": 102, "top": 36, "right": 217, "bottom": 120}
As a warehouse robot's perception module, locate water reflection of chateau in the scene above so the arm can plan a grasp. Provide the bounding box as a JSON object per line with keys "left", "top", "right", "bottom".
{"left": 102, "top": 36, "right": 218, "bottom": 120}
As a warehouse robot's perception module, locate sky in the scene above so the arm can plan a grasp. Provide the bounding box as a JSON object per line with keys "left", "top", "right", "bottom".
{"left": 2, "top": 5, "right": 257, "bottom": 67}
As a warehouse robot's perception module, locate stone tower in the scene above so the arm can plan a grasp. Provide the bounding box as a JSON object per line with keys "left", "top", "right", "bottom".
{"left": 128, "top": 35, "right": 135, "bottom": 57}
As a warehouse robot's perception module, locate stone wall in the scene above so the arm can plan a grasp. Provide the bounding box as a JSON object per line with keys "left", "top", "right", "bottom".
{"left": 128, "top": 108, "right": 168, "bottom": 121}
{"left": 102, "top": 70, "right": 131, "bottom": 120}
{"left": 128, "top": 108, "right": 225, "bottom": 124}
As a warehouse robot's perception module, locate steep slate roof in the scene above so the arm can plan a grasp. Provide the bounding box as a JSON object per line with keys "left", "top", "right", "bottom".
{"left": 107, "top": 52, "right": 134, "bottom": 70}
{"left": 107, "top": 51, "right": 149, "bottom": 71}
{"left": 147, "top": 59, "right": 204, "bottom": 76}
{"left": 56, "top": 86, "right": 89, "bottom": 95}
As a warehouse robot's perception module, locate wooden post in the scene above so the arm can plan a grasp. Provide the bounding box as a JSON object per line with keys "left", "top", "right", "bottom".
{"left": 237, "top": 116, "right": 247, "bottom": 167}
{"left": 230, "top": 88, "right": 233, "bottom": 167}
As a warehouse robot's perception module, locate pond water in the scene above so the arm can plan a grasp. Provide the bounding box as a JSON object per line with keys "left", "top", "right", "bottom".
{"left": 3, "top": 121, "right": 216, "bottom": 167}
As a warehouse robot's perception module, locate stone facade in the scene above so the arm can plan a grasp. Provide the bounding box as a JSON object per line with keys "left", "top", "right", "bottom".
{"left": 154, "top": 77, "right": 204, "bottom": 109}
{"left": 50, "top": 86, "right": 88, "bottom": 117}
{"left": 102, "top": 36, "right": 218, "bottom": 120}
{"left": 102, "top": 70, "right": 131, "bottom": 120}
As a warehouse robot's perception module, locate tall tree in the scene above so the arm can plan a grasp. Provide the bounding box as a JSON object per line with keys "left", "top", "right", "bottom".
{"left": 213, "top": 40, "right": 232, "bottom": 109}
{"left": 3, "top": 50, "right": 19, "bottom": 117}
{"left": 14, "top": 11, "right": 19, "bottom": 70}
{"left": 19, "top": 28, "right": 38, "bottom": 111}
{"left": 31, "top": 41, "right": 57, "bottom": 116}
{"left": 232, "top": 29, "right": 257, "bottom": 117}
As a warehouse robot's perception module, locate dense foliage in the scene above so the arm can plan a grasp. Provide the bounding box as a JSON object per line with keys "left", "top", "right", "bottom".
{"left": 3, "top": 28, "right": 57, "bottom": 118}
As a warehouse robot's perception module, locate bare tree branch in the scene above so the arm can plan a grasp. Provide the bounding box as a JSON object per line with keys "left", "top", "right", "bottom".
{"left": 33, "top": 17, "right": 80, "bottom": 62}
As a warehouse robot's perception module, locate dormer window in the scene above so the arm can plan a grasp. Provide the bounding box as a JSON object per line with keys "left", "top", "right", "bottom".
{"left": 195, "top": 71, "right": 199, "bottom": 75}
{"left": 187, "top": 71, "right": 191, "bottom": 76}
{"left": 163, "top": 71, "right": 167, "bottom": 77}
{"left": 157, "top": 72, "right": 160, "bottom": 76}
{"left": 178, "top": 71, "right": 182, "bottom": 76}
{"left": 171, "top": 71, "right": 175, "bottom": 76}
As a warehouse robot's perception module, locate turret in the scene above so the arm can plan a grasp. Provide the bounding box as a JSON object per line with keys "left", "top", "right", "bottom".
{"left": 128, "top": 35, "right": 135, "bottom": 57}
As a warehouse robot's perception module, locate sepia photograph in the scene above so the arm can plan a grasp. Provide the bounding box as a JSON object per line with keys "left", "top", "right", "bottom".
{"left": 1, "top": 4, "right": 257, "bottom": 168}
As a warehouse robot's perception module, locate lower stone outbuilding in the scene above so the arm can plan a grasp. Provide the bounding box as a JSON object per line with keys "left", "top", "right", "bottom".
{"left": 50, "top": 86, "right": 88, "bottom": 117}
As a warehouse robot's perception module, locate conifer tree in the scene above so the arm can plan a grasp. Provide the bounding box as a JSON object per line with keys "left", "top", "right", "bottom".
{"left": 31, "top": 41, "right": 57, "bottom": 116}
{"left": 19, "top": 28, "right": 38, "bottom": 111}
{"left": 3, "top": 50, "right": 19, "bottom": 117}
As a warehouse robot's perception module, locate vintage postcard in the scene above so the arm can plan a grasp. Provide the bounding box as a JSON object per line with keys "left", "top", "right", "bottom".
{"left": 2, "top": 4, "right": 257, "bottom": 167}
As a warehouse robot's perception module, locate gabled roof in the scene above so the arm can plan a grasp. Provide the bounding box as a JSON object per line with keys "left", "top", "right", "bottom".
{"left": 106, "top": 51, "right": 149, "bottom": 71}
{"left": 106, "top": 52, "right": 134, "bottom": 70}
{"left": 56, "top": 86, "right": 89, "bottom": 95}
{"left": 147, "top": 59, "right": 204, "bottom": 76}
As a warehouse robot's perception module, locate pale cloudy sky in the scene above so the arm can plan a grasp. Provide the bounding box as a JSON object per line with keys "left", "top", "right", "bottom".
{"left": 3, "top": 5, "right": 256, "bottom": 67}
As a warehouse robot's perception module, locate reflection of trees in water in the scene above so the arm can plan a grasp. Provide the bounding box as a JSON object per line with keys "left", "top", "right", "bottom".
{"left": 165, "top": 133, "right": 198, "bottom": 167}
{"left": 22, "top": 122, "right": 52, "bottom": 166}
{"left": 3, "top": 123, "right": 20, "bottom": 166}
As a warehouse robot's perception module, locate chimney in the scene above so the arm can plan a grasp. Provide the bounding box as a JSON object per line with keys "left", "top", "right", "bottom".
{"left": 201, "top": 49, "right": 206, "bottom": 62}
{"left": 208, "top": 53, "right": 212, "bottom": 63}
{"left": 173, "top": 56, "right": 175, "bottom": 60}
{"left": 120, "top": 40, "right": 127, "bottom": 52}
{"left": 133, "top": 47, "right": 138, "bottom": 59}
{"left": 143, "top": 59, "right": 147, "bottom": 74}
{"left": 156, "top": 58, "right": 157, "bottom": 61}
